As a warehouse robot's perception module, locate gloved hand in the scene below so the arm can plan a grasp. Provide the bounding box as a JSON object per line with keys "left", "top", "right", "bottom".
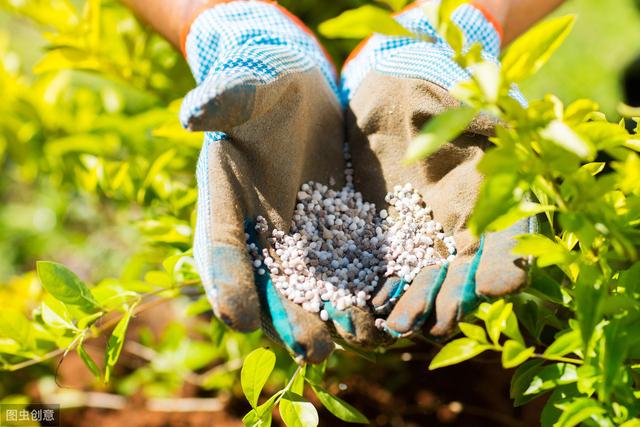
{"left": 342, "top": 1, "right": 536, "bottom": 339}
{"left": 182, "top": 0, "right": 385, "bottom": 363}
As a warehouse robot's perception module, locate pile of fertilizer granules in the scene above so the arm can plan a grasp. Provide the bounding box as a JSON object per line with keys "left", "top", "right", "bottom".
{"left": 247, "top": 148, "right": 456, "bottom": 322}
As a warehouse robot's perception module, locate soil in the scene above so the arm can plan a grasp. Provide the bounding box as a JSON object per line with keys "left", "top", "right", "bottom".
{"left": 55, "top": 344, "right": 544, "bottom": 427}
{"left": 43, "top": 305, "right": 546, "bottom": 426}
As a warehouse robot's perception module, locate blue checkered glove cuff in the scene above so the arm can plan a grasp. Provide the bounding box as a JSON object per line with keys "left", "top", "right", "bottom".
{"left": 181, "top": 0, "right": 340, "bottom": 127}
{"left": 341, "top": 1, "right": 526, "bottom": 104}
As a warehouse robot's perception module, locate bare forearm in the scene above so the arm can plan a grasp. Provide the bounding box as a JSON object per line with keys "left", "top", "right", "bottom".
{"left": 120, "top": 0, "right": 211, "bottom": 50}
{"left": 476, "top": 0, "right": 568, "bottom": 45}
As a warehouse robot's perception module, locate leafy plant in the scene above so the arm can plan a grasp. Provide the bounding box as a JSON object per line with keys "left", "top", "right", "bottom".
{"left": 240, "top": 348, "right": 368, "bottom": 426}
{"left": 394, "top": 1, "right": 639, "bottom": 425}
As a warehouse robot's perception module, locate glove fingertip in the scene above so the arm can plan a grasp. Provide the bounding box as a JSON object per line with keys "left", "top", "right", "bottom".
{"left": 208, "top": 245, "right": 262, "bottom": 332}
{"left": 180, "top": 78, "right": 256, "bottom": 132}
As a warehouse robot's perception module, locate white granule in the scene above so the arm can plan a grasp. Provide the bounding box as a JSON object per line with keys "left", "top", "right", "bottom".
{"left": 246, "top": 146, "right": 456, "bottom": 319}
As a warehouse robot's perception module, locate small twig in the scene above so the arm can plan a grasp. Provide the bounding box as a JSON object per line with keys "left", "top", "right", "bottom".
{"left": 124, "top": 341, "right": 157, "bottom": 361}
{"left": 532, "top": 353, "right": 583, "bottom": 365}
{"left": 146, "top": 397, "right": 224, "bottom": 412}
{"left": 40, "top": 389, "right": 224, "bottom": 412}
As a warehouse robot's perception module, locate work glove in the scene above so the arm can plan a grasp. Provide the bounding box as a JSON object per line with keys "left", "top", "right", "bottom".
{"left": 342, "top": 1, "right": 537, "bottom": 339}
{"left": 182, "top": 0, "right": 385, "bottom": 363}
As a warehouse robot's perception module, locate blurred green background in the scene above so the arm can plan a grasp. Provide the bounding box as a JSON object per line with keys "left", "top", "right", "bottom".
{"left": 0, "top": 0, "right": 639, "bottom": 283}
{"left": 521, "top": 0, "right": 640, "bottom": 115}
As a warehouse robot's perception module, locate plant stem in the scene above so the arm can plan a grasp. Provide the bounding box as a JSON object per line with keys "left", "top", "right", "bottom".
{"left": 273, "top": 364, "right": 304, "bottom": 405}
{"left": 532, "top": 353, "right": 584, "bottom": 365}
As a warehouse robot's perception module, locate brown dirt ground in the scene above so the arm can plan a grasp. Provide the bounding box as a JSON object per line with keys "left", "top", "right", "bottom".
{"left": 44, "top": 305, "right": 545, "bottom": 426}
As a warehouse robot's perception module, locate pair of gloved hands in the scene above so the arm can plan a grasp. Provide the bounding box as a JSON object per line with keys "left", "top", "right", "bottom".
{"left": 181, "top": 0, "right": 534, "bottom": 363}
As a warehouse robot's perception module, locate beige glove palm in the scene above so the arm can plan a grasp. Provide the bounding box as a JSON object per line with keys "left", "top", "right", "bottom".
{"left": 341, "top": 2, "right": 535, "bottom": 339}
{"left": 187, "top": 0, "right": 384, "bottom": 363}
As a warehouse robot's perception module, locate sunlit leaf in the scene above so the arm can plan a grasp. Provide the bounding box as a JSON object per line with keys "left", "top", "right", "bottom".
{"left": 554, "top": 398, "right": 605, "bottom": 427}
{"left": 77, "top": 342, "right": 101, "bottom": 379}
{"left": 429, "top": 338, "right": 491, "bottom": 370}
{"left": 404, "top": 107, "right": 476, "bottom": 163}
{"left": 543, "top": 330, "right": 582, "bottom": 358}
{"left": 104, "top": 308, "right": 133, "bottom": 383}
{"left": 311, "top": 385, "right": 368, "bottom": 423}
{"left": 318, "top": 5, "right": 414, "bottom": 39}
{"left": 512, "top": 235, "right": 574, "bottom": 267}
{"left": 540, "top": 120, "right": 595, "bottom": 160}
{"left": 279, "top": 392, "right": 319, "bottom": 427}
{"left": 241, "top": 348, "right": 276, "bottom": 408}
{"left": 458, "top": 322, "right": 488, "bottom": 343}
{"left": 36, "top": 261, "right": 100, "bottom": 313}
{"left": 501, "top": 340, "right": 535, "bottom": 369}
{"left": 502, "top": 15, "right": 575, "bottom": 82}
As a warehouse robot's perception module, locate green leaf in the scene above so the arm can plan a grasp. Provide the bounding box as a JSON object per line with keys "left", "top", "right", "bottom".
{"left": 484, "top": 300, "right": 513, "bottom": 345}
{"left": 511, "top": 360, "right": 544, "bottom": 405}
{"left": 574, "top": 264, "right": 606, "bottom": 352}
{"left": 524, "top": 363, "right": 578, "bottom": 397}
{"left": 318, "top": 5, "right": 414, "bottom": 39}
{"left": 458, "top": 322, "right": 488, "bottom": 343}
{"left": 445, "top": 19, "right": 465, "bottom": 54}
{"left": 291, "top": 366, "right": 306, "bottom": 396}
{"left": 437, "top": 0, "right": 468, "bottom": 31}
{"left": 485, "top": 202, "right": 556, "bottom": 233}
{"left": 540, "top": 385, "right": 580, "bottom": 427}
{"left": 77, "top": 342, "right": 100, "bottom": 380}
{"left": 77, "top": 311, "right": 104, "bottom": 330}
{"left": 104, "top": 309, "right": 133, "bottom": 383}
{"left": 242, "top": 409, "right": 272, "bottom": 427}
{"left": 429, "top": 338, "right": 491, "bottom": 370}
{"left": 468, "top": 173, "right": 521, "bottom": 236}
{"left": 41, "top": 300, "right": 77, "bottom": 331}
{"left": 512, "top": 235, "right": 573, "bottom": 267}
{"left": 554, "top": 398, "right": 605, "bottom": 427}
{"left": 241, "top": 348, "right": 277, "bottom": 408}
{"left": 304, "top": 361, "right": 326, "bottom": 386}
{"left": 528, "top": 269, "right": 564, "bottom": 305}
{"left": 37, "top": 261, "right": 99, "bottom": 313}
{"left": 311, "top": 385, "right": 369, "bottom": 423}
{"left": 502, "top": 340, "right": 535, "bottom": 369}
{"left": 503, "top": 311, "right": 525, "bottom": 345}
{"left": 471, "top": 61, "right": 501, "bottom": 103}
{"left": 0, "top": 309, "right": 32, "bottom": 346}
{"left": 599, "top": 321, "right": 628, "bottom": 398}
{"left": 279, "top": 392, "right": 319, "bottom": 427}
{"left": 502, "top": 15, "right": 575, "bottom": 82}
{"left": 543, "top": 329, "right": 582, "bottom": 358}
{"left": 404, "top": 107, "right": 477, "bottom": 163}
{"left": 564, "top": 99, "right": 599, "bottom": 125}
{"left": 540, "top": 120, "right": 595, "bottom": 160}
{"left": 34, "top": 47, "right": 102, "bottom": 74}
{"left": 210, "top": 316, "right": 227, "bottom": 348}
{"left": 243, "top": 390, "right": 284, "bottom": 427}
